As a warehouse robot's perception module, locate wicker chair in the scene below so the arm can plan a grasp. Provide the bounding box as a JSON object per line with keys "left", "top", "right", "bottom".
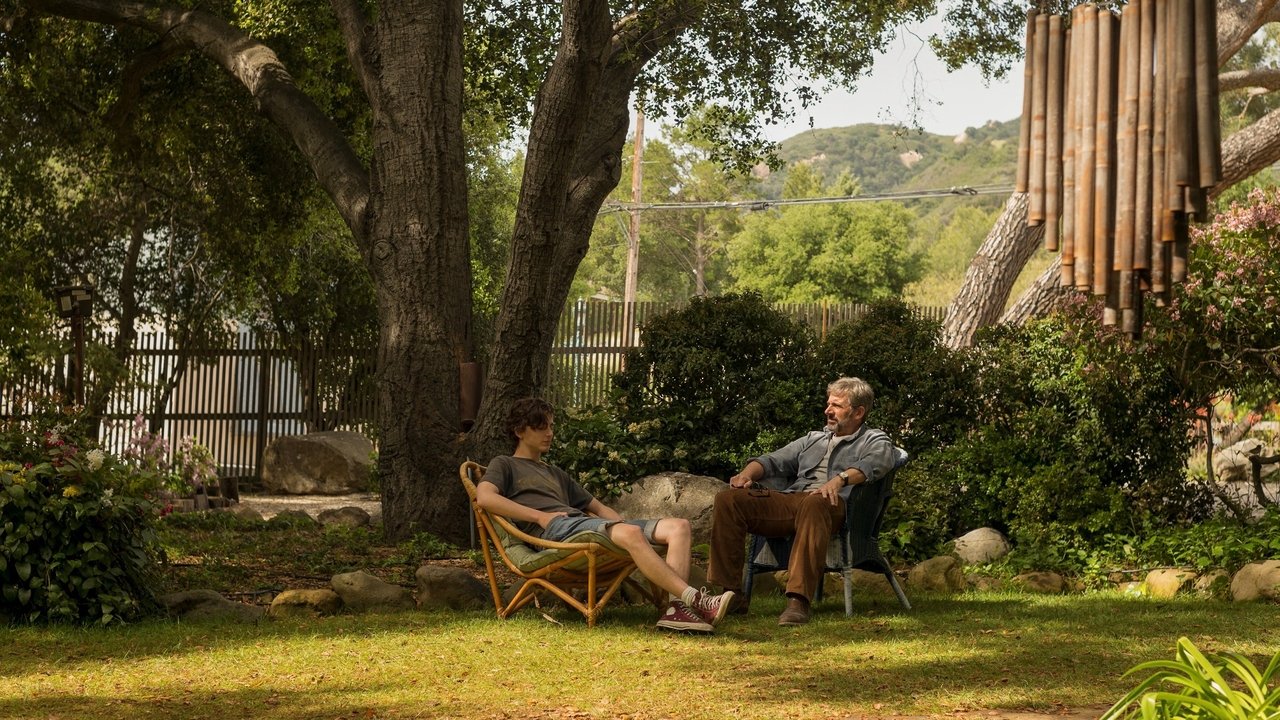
{"left": 460, "top": 461, "right": 661, "bottom": 627}
{"left": 742, "top": 446, "right": 912, "bottom": 615}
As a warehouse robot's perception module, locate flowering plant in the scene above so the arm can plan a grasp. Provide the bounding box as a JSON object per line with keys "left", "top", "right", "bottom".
{"left": 1149, "top": 187, "right": 1280, "bottom": 404}
{"left": 0, "top": 403, "right": 161, "bottom": 624}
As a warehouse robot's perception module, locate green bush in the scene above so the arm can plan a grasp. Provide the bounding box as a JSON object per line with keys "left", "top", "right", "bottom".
{"left": 885, "top": 310, "right": 1205, "bottom": 560}
{"left": 1, "top": 410, "right": 162, "bottom": 624}
{"left": 548, "top": 405, "right": 657, "bottom": 500}
{"left": 818, "top": 299, "right": 976, "bottom": 453}
{"left": 611, "top": 293, "right": 819, "bottom": 479}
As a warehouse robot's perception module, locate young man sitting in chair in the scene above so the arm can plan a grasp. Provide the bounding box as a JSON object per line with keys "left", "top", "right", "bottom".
{"left": 476, "top": 397, "right": 735, "bottom": 633}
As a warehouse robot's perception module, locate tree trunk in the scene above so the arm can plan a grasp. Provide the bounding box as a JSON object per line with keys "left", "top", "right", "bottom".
{"left": 941, "top": 193, "right": 1045, "bottom": 348}
{"left": 367, "top": 0, "right": 474, "bottom": 542}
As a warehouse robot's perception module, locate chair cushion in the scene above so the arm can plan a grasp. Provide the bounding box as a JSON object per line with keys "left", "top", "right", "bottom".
{"left": 500, "top": 529, "right": 629, "bottom": 573}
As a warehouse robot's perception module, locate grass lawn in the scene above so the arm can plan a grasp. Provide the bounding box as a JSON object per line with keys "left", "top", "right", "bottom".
{"left": 3, "top": 590, "right": 1277, "bottom": 720}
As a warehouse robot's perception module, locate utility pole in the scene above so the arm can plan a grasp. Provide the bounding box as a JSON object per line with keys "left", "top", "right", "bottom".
{"left": 623, "top": 106, "right": 644, "bottom": 345}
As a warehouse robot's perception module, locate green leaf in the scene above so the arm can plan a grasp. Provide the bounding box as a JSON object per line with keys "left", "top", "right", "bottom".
{"left": 15, "top": 561, "right": 31, "bottom": 582}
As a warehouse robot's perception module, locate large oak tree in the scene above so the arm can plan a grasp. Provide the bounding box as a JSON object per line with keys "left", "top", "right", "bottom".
{"left": 5, "top": 0, "right": 1027, "bottom": 542}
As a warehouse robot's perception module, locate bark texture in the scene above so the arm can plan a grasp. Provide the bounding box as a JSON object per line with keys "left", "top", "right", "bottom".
{"left": 940, "top": 193, "right": 1045, "bottom": 349}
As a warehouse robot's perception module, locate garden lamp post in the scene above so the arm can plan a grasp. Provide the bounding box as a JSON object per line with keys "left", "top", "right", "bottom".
{"left": 55, "top": 283, "right": 95, "bottom": 407}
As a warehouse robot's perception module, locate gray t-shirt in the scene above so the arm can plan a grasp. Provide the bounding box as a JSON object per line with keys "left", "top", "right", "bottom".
{"left": 483, "top": 455, "right": 595, "bottom": 537}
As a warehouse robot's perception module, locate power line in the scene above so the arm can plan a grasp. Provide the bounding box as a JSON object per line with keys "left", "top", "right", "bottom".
{"left": 598, "top": 184, "right": 1015, "bottom": 215}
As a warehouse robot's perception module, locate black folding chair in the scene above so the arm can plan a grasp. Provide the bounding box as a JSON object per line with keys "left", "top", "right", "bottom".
{"left": 743, "top": 447, "right": 911, "bottom": 615}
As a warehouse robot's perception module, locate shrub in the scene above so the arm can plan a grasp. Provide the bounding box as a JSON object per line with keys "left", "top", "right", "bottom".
{"left": 817, "top": 299, "right": 976, "bottom": 453}
{"left": 0, "top": 409, "right": 162, "bottom": 624}
{"left": 611, "top": 292, "right": 819, "bottom": 479}
{"left": 885, "top": 310, "right": 1205, "bottom": 559}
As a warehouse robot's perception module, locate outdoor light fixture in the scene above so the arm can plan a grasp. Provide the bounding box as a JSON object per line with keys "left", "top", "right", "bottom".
{"left": 55, "top": 282, "right": 95, "bottom": 407}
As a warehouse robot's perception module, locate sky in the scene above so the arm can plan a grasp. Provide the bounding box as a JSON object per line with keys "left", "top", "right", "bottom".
{"left": 761, "top": 18, "right": 1026, "bottom": 142}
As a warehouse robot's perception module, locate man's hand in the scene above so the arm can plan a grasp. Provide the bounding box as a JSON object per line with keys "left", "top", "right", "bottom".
{"left": 729, "top": 473, "right": 756, "bottom": 489}
{"left": 537, "top": 511, "right": 569, "bottom": 529}
{"left": 808, "top": 477, "right": 844, "bottom": 505}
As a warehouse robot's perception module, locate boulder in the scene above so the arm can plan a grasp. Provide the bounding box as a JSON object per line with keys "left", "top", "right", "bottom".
{"left": 611, "top": 472, "right": 725, "bottom": 546}
{"left": 318, "top": 506, "right": 372, "bottom": 528}
{"left": 1012, "top": 571, "right": 1065, "bottom": 594}
{"left": 1213, "top": 439, "right": 1267, "bottom": 484}
{"left": 953, "top": 528, "right": 1012, "bottom": 564}
{"left": 331, "top": 570, "right": 415, "bottom": 612}
{"left": 415, "top": 565, "right": 489, "bottom": 611}
{"left": 271, "top": 509, "right": 317, "bottom": 525}
{"left": 822, "top": 569, "right": 897, "bottom": 598}
{"left": 1193, "top": 569, "right": 1231, "bottom": 598}
{"left": 966, "top": 574, "right": 1005, "bottom": 592}
{"left": 261, "top": 431, "right": 374, "bottom": 495}
{"left": 269, "top": 589, "right": 343, "bottom": 617}
{"left": 157, "top": 589, "right": 265, "bottom": 622}
{"left": 228, "top": 504, "right": 265, "bottom": 522}
{"left": 906, "top": 556, "right": 966, "bottom": 593}
{"left": 1145, "top": 568, "right": 1197, "bottom": 599}
{"left": 1230, "top": 559, "right": 1280, "bottom": 602}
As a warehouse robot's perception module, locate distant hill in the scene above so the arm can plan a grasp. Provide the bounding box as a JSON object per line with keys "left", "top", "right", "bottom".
{"left": 760, "top": 118, "right": 1020, "bottom": 195}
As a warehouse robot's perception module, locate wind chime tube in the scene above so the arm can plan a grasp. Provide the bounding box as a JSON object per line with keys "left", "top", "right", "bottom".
{"left": 1093, "top": 10, "right": 1118, "bottom": 304}
{"left": 1030, "top": 12, "right": 1050, "bottom": 226}
{"left": 1171, "top": 0, "right": 1197, "bottom": 283}
{"left": 1060, "top": 20, "right": 1078, "bottom": 281}
{"left": 1151, "top": 0, "right": 1170, "bottom": 296}
{"left": 1017, "top": 9, "right": 1038, "bottom": 194}
{"left": 1194, "top": 0, "right": 1222, "bottom": 191}
{"left": 1134, "top": 0, "right": 1155, "bottom": 275}
{"left": 1171, "top": 0, "right": 1198, "bottom": 203}
{"left": 1116, "top": 2, "right": 1140, "bottom": 311}
{"left": 1045, "top": 14, "right": 1066, "bottom": 250}
{"left": 1076, "top": 3, "right": 1098, "bottom": 291}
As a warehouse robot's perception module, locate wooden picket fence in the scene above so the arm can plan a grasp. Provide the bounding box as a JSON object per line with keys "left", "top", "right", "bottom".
{"left": 1, "top": 301, "right": 943, "bottom": 479}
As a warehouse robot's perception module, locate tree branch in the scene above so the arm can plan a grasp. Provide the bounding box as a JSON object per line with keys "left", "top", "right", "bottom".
{"left": 103, "top": 34, "right": 188, "bottom": 138}
{"left": 328, "top": 0, "right": 379, "bottom": 116}
{"left": 1217, "top": 0, "right": 1280, "bottom": 68}
{"left": 28, "top": 0, "right": 371, "bottom": 243}
{"left": 1219, "top": 67, "right": 1280, "bottom": 94}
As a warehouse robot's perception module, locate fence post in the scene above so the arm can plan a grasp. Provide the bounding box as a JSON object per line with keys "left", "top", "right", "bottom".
{"left": 254, "top": 344, "right": 272, "bottom": 482}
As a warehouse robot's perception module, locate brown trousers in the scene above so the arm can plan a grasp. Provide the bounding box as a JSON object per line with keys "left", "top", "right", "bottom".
{"left": 707, "top": 488, "right": 844, "bottom": 601}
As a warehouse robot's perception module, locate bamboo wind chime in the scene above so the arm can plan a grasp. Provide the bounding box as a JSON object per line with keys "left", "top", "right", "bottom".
{"left": 1017, "top": 0, "right": 1222, "bottom": 337}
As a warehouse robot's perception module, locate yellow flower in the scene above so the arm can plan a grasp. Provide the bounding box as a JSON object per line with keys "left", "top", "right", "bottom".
{"left": 63, "top": 485, "right": 82, "bottom": 498}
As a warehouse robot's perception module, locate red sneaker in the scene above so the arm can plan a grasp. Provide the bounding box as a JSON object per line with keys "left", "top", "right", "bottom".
{"left": 655, "top": 600, "right": 714, "bottom": 633}
{"left": 692, "top": 588, "right": 736, "bottom": 626}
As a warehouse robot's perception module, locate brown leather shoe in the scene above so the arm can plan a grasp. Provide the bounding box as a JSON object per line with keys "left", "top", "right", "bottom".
{"left": 778, "top": 595, "right": 811, "bottom": 626}
{"left": 726, "top": 591, "right": 750, "bottom": 616}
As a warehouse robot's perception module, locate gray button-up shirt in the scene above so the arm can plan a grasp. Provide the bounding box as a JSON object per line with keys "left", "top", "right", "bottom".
{"left": 751, "top": 424, "right": 896, "bottom": 501}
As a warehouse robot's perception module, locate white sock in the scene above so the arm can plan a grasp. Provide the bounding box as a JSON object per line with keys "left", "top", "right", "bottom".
{"left": 680, "top": 586, "right": 698, "bottom": 605}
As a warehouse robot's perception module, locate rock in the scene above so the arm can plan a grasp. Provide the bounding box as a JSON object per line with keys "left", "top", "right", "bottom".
{"left": 1145, "top": 568, "right": 1197, "bottom": 599}
{"left": 1230, "top": 559, "right": 1280, "bottom": 602}
{"left": 953, "top": 528, "right": 1012, "bottom": 564}
{"left": 1119, "top": 581, "right": 1148, "bottom": 597}
{"left": 331, "top": 570, "right": 414, "bottom": 612}
{"left": 415, "top": 565, "right": 489, "bottom": 611}
{"left": 750, "top": 571, "right": 782, "bottom": 598}
{"left": 318, "top": 506, "right": 372, "bottom": 528}
{"left": 228, "top": 504, "right": 265, "bottom": 522}
{"left": 1193, "top": 569, "right": 1231, "bottom": 598}
{"left": 846, "top": 569, "right": 897, "bottom": 597}
{"left": 611, "top": 472, "right": 725, "bottom": 546}
{"left": 157, "top": 590, "right": 265, "bottom": 622}
{"left": 1213, "top": 439, "right": 1267, "bottom": 484}
{"left": 269, "top": 589, "right": 343, "bottom": 617}
{"left": 261, "top": 431, "right": 375, "bottom": 495}
{"left": 906, "top": 556, "right": 966, "bottom": 593}
{"left": 966, "top": 574, "right": 1004, "bottom": 592}
{"left": 271, "top": 509, "right": 317, "bottom": 525}
{"left": 1012, "top": 571, "right": 1065, "bottom": 594}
